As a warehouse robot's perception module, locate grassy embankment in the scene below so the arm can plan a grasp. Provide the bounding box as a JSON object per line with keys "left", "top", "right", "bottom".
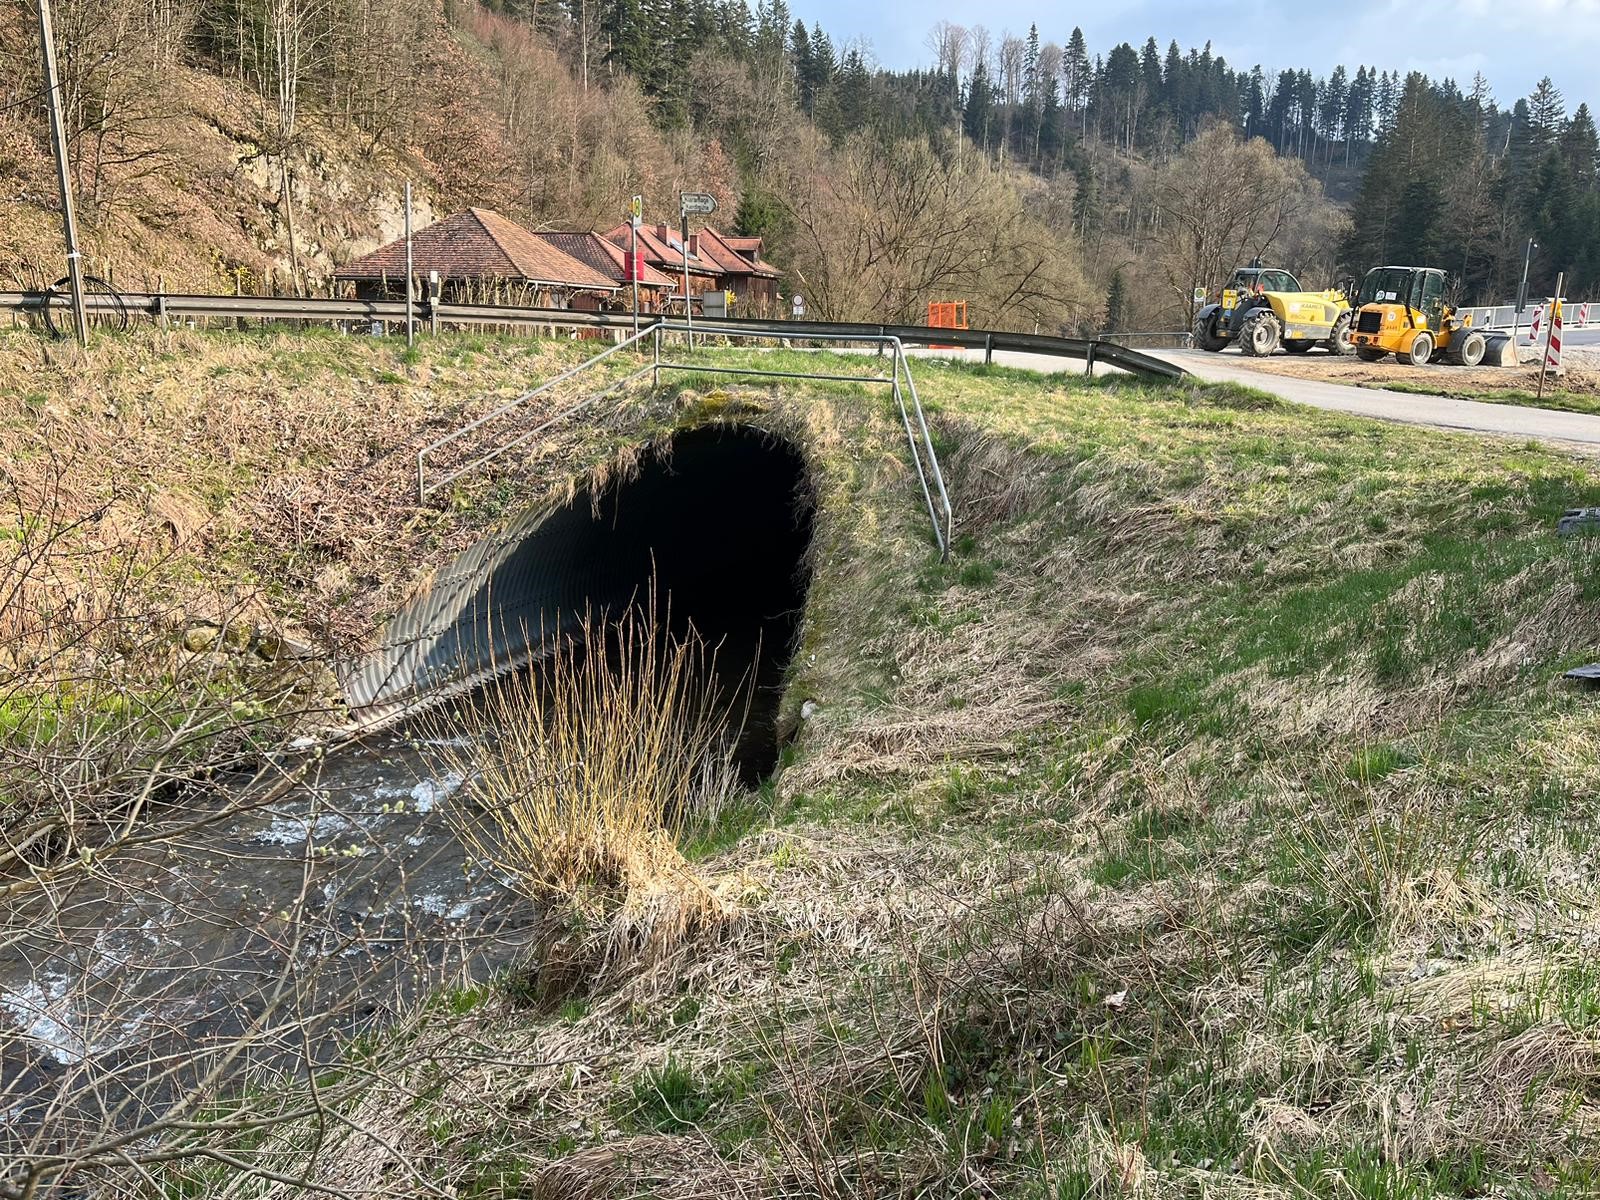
{"left": 1368, "top": 375, "right": 1600, "bottom": 419}
{"left": 109, "top": 342, "right": 1600, "bottom": 1198}
{"left": 0, "top": 327, "right": 673, "bottom": 847}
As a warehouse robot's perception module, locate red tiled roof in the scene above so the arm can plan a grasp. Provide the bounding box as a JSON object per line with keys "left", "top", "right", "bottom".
{"left": 336, "top": 209, "right": 618, "bottom": 290}
{"left": 602, "top": 223, "right": 720, "bottom": 278}
{"left": 535, "top": 231, "right": 675, "bottom": 289}
{"left": 694, "top": 226, "right": 781, "bottom": 279}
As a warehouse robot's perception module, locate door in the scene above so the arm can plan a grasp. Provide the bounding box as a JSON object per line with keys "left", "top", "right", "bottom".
{"left": 1415, "top": 271, "right": 1445, "bottom": 330}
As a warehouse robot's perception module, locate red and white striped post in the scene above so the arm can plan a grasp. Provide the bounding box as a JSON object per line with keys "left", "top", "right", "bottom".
{"left": 1539, "top": 273, "right": 1566, "bottom": 402}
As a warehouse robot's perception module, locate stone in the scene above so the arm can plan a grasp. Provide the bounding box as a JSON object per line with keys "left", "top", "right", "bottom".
{"left": 1558, "top": 508, "right": 1600, "bottom": 537}
{"left": 219, "top": 621, "right": 253, "bottom": 653}
{"left": 182, "top": 621, "right": 223, "bottom": 653}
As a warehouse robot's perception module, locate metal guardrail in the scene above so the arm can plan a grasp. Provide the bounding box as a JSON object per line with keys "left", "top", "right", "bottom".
{"left": 0, "top": 290, "right": 1187, "bottom": 382}
{"left": 416, "top": 319, "right": 955, "bottom": 557}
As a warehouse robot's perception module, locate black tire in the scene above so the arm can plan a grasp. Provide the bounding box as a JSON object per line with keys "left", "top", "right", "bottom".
{"left": 1192, "top": 312, "right": 1229, "bottom": 352}
{"left": 1447, "top": 329, "right": 1487, "bottom": 367}
{"left": 1325, "top": 311, "right": 1354, "bottom": 356}
{"left": 1400, "top": 332, "right": 1434, "bottom": 366}
{"left": 1238, "top": 310, "right": 1282, "bottom": 357}
{"left": 1356, "top": 346, "right": 1387, "bottom": 362}
{"left": 1283, "top": 339, "right": 1314, "bottom": 354}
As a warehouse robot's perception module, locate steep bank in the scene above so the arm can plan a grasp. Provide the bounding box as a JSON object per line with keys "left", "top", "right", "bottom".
{"left": 8, "top": 335, "right": 1600, "bottom": 1196}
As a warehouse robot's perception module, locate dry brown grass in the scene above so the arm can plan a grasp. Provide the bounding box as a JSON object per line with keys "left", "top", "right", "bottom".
{"left": 429, "top": 606, "right": 746, "bottom": 987}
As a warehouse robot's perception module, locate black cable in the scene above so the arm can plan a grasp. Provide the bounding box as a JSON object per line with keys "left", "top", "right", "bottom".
{"left": 40, "top": 274, "right": 129, "bottom": 339}
{"left": 0, "top": 88, "right": 46, "bottom": 116}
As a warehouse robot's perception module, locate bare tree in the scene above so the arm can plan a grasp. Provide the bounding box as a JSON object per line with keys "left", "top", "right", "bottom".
{"left": 777, "top": 130, "right": 1089, "bottom": 329}
{"left": 1152, "top": 122, "right": 1338, "bottom": 327}
{"left": 925, "top": 20, "right": 967, "bottom": 79}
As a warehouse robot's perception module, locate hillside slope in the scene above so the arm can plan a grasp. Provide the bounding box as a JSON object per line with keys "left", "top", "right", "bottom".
{"left": 8, "top": 334, "right": 1598, "bottom": 1196}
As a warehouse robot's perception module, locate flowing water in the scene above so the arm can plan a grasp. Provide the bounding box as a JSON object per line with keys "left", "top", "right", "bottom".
{"left": 0, "top": 727, "right": 536, "bottom": 1164}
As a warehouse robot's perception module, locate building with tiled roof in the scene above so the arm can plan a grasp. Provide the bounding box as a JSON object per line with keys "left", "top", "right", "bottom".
{"left": 532, "top": 231, "right": 677, "bottom": 295}
{"left": 691, "top": 226, "right": 781, "bottom": 309}
{"left": 336, "top": 209, "right": 619, "bottom": 305}
{"left": 602, "top": 222, "right": 722, "bottom": 310}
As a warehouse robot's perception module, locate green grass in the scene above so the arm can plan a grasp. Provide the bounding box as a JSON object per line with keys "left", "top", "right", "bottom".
{"left": 1367, "top": 377, "right": 1600, "bottom": 418}
{"left": 627, "top": 1057, "right": 712, "bottom": 1132}
{"left": 32, "top": 337, "right": 1600, "bottom": 1198}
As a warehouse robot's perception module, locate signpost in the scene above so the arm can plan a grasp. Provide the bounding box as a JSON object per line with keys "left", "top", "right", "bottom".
{"left": 679, "top": 192, "right": 716, "bottom": 348}
{"left": 629, "top": 194, "right": 642, "bottom": 337}
{"left": 1512, "top": 237, "right": 1536, "bottom": 348}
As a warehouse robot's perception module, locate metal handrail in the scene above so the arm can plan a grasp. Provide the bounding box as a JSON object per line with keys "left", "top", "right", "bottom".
{"left": 414, "top": 318, "right": 956, "bottom": 557}
{"left": 415, "top": 324, "right": 657, "bottom": 500}
{"left": 655, "top": 321, "right": 954, "bottom": 557}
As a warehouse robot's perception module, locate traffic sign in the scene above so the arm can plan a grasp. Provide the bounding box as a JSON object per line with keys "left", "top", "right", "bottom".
{"left": 680, "top": 192, "right": 717, "bottom": 215}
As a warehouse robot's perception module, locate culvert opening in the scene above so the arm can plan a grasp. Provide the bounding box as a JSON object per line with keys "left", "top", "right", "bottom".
{"left": 406, "top": 425, "right": 817, "bottom": 781}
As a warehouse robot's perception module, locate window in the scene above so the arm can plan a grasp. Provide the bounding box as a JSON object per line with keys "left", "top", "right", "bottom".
{"left": 1358, "top": 267, "right": 1413, "bottom": 307}
{"left": 1415, "top": 271, "right": 1445, "bottom": 329}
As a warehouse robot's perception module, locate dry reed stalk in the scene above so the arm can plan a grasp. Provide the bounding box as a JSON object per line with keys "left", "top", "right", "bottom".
{"left": 432, "top": 606, "right": 745, "bottom": 965}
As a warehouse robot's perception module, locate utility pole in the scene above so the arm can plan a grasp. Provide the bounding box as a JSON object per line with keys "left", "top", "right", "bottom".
{"left": 36, "top": 0, "right": 88, "bottom": 347}
{"left": 404, "top": 181, "right": 415, "bottom": 350}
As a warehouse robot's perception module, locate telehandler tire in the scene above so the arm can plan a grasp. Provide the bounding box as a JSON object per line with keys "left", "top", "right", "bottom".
{"left": 1325, "top": 312, "right": 1354, "bottom": 356}
{"left": 1238, "top": 310, "right": 1282, "bottom": 357}
{"left": 1399, "top": 332, "right": 1434, "bottom": 366}
{"left": 1192, "top": 312, "right": 1229, "bottom": 352}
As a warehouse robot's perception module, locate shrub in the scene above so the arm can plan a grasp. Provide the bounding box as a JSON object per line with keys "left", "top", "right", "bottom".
{"left": 434, "top": 605, "right": 744, "bottom": 944}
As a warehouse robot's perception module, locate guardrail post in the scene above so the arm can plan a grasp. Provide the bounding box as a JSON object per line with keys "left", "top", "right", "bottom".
{"left": 1085, "top": 343, "right": 1097, "bottom": 377}
{"left": 984, "top": 332, "right": 993, "bottom": 366}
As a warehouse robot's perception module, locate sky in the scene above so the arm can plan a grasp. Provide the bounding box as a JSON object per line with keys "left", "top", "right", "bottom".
{"left": 796, "top": 0, "right": 1600, "bottom": 113}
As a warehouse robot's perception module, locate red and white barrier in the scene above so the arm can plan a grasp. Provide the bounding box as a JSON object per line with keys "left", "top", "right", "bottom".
{"left": 1547, "top": 302, "right": 1565, "bottom": 375}
{"left": 1528, "top": 304, "right": 1544, "bottom": 343}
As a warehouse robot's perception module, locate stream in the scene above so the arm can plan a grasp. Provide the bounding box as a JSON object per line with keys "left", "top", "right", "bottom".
{"left": 0, "top": 725, "right": 536, "bottom": 1166}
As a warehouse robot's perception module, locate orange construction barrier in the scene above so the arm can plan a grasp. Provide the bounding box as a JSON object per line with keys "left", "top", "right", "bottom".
{"left": 927, "top": 300, "right": 968, "bottom": 350}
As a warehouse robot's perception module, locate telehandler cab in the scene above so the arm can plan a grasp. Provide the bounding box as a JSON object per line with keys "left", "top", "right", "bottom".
{"left": 1350, "top": 266, "right": 1487, "bottom": 367}
{"left": 1192, "top": 263, "right": 1354, "bottom": 357}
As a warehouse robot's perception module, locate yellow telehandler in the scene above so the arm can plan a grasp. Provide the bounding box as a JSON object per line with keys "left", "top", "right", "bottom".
{"left": 1192, "top": 263, "right": 1354, "bottom": 357}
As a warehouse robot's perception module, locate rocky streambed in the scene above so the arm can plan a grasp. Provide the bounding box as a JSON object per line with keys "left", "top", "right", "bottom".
{"left": 0, "top": 725, "right": 533, "bottom": 1161}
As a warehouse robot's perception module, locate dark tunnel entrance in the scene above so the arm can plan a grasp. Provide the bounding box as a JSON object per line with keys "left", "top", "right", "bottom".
{"left": 395, "top": 424, "right": 817, "bottom": 780}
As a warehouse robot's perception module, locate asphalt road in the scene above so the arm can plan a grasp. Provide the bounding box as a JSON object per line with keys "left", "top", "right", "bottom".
{"left": 1151, "top": 348, "right": 1600, "bottom": 449}
{"left": 912, "top": 343, "right": 1600, "bottom": 451}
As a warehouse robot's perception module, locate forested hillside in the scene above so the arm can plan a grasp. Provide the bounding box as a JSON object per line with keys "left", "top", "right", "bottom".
{"left": 1, "top": 0, "right": 1596, "bottom": 333}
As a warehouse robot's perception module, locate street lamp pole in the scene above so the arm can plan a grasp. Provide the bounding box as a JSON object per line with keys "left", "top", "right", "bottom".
{"left": 1512, "top": 237, "right": 1537, "bottom": 349}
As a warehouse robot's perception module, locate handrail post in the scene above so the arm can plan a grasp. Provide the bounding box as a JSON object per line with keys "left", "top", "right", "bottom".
{"left": 652, "top": 322, "right": 661, "bottom": 389}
